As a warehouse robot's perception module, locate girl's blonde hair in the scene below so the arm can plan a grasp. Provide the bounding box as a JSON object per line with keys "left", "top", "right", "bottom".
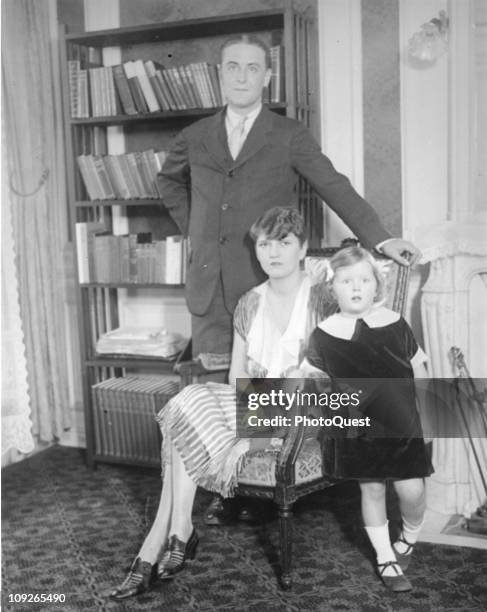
{"left": 324, "top": 246, "right": 385, "bottom": 304}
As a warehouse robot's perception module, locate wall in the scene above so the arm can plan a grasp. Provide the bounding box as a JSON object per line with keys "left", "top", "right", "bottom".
{"left": 362, "top": 0, "right": 402, "bottom": 236}
{"left": 57, "top": 0, "right": 84, "bottom": 31}
{"left": 399, "top": 0, "right": 449, "bottom": 235}
{"left": 119, "top": 0, "right": 316, "bottom": 25}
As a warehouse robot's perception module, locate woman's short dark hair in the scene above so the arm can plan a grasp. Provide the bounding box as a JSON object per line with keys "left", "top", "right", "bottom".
{"left": 249, "top": 206, "right": 307, "bottom": 245}
{"left": 220, "top": 34, "right": 271, "bottom": 69}
{"left": 325, "top": 246, "right": 385, "bottom": 303}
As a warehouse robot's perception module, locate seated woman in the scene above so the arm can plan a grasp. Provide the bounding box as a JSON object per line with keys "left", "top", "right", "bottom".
{"left": 110, "top": 206, "right": 331, "bottom": 600}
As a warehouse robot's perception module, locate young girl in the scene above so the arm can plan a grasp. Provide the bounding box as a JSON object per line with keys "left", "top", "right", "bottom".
{"left": 304, "top": 247, "right": 433, "bottom": 593}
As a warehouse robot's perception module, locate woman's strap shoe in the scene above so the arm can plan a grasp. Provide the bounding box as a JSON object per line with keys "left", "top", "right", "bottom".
{"left": 377, "top": 561, "right": 412, "bottom": 592}
{"left": 109, "top": 557, "right": 155, "bottom": 600}
{"left": 393, "top": 536, "right": 415, "bottom": 571}
{"left": 204, "top": 496, "right": 231, "bottom": 526}
{"left": 157, "top": 529, "right": 199, "bottom": 580}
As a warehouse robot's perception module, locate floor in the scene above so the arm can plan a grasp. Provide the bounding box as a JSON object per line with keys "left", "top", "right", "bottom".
{"left": 419, "top": 509, "right": 487, "bottom": 550}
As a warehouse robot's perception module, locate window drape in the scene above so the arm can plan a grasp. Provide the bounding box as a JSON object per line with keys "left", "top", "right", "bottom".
{"left": 2, "top": 0, "right": 73, "bottom": 448}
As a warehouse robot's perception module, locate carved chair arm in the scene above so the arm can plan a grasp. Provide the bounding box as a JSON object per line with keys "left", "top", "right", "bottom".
{"left": 274, "top": 401, "right": 309, "bottom": 487}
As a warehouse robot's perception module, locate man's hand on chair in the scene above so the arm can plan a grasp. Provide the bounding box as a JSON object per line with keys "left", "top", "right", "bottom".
{"left": 380, "top": 239, "right": 421, "bottom": 266}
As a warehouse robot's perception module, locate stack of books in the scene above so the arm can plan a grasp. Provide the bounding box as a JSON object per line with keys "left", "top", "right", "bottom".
{"left": 69, "top": 56, "right": 225, "bottom": 117}
{"left": 75, "top": 226, "right": 188, "bottom": 285}
{"left": 96, "top": 328, "right": 187, "bottom": 360}
{"left": 91, "top": 374, "right": 180, "bottom": 464}
{"left": 76, "top": 149, "right": 167, "bottom": 201}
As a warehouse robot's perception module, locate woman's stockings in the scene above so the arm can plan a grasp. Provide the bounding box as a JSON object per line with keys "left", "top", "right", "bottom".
{"left": 137, "top": 440, "right": 197, "bottom": 565}
{"left": 169, "top": 443, "right": 197, "bottom": 541}
{"left": 137, "top": 448, "right": 174, "bottom": 565}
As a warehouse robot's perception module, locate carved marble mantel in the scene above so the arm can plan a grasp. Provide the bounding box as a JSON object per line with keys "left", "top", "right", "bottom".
{"left": 419, "top": 217, "right": 487, "bottom": 516}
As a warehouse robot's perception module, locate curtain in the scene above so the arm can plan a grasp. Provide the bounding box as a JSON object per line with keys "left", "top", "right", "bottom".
{"left": 2, "top": 0, "right": 72, "bottom": 446}
{"left": 1, "top": 121, "right": 34, "bottom": 457}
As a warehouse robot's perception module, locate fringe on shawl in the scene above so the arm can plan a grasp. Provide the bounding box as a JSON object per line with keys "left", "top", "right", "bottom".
{"left": 155, "top": 386, "right": 250, "bottom": 498}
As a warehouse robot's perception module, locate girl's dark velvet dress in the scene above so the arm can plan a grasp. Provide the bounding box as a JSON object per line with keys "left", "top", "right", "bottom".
{"left": 306, "top": 308, "right": 433, "bottom": 480}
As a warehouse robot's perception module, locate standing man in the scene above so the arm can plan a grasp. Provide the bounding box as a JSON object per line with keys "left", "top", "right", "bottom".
{"left": 158, "top": 34, "right": 420, "bottom": 523}
{"left": 159, "top": 34, "right": 419, "bottom": 359}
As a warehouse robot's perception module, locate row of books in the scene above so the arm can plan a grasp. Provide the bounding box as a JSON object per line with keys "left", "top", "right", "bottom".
{"left": 92, "top": 375, "right": 180, "bottom": 462}
{"left": 69, "top": 44, "right": 285, "bottom": 118}
{"left": 69, "top": 58, "right": 225, "bottom": 118}
{"left": 76, "top": 150, "right": 166, "bottom": 201}
{"left": 75, "top": 224, "right": 188, "bottom": 284}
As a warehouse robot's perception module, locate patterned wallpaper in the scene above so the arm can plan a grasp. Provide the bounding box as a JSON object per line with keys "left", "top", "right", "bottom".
{"left": 362, "top": 0, "right": 402, "bottom": 235}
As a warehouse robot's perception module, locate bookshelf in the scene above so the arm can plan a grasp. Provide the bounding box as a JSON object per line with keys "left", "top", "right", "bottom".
{"left": 60, "top": 6, "right": 320, "bottom": 468}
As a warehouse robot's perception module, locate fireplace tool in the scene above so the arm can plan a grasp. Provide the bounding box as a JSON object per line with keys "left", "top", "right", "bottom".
{"left": 450, "top": 346, "right": 487, "bottom": 535}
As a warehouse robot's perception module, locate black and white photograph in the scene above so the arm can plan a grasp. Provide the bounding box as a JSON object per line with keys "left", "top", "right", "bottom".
{"left": 2, "top": 0, "right": 487, "bottom": 610}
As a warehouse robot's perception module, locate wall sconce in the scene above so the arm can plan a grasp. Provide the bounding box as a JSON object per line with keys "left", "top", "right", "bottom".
{"left": 408, "top": 10, "right": 449, "bottom": 64}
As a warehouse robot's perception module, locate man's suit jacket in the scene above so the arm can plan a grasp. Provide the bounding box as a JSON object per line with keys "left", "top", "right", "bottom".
{"left": 158, "top": 105, "right": 391, "bottom": 316}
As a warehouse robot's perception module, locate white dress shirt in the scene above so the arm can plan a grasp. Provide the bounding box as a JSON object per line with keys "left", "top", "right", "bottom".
{"left": 225, "top": 104, "right": 262, "bottom": 149}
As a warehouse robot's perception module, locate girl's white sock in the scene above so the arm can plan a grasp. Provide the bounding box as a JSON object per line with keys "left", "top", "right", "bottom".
{"left": 365, "top": 522, "right": 403, "bottom": 576}
{"left": 394, "top": 517, "right": 423, "bottom": 555}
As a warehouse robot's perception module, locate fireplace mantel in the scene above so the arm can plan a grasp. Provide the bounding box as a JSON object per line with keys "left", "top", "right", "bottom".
{"left": 417, "top": 215, "right": 487, "bottom": 516}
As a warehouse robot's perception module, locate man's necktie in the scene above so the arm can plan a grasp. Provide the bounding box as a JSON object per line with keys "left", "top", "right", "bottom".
{"left": 228, "top": 116, "right": 247, "bottom": 159}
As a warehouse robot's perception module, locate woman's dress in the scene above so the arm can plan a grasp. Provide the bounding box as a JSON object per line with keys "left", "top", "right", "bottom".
{"left": 306, "top": 307, "right": 434, "bottom": 480}
{"left": 156, "top": 275, "right": 331, "bottom": 497}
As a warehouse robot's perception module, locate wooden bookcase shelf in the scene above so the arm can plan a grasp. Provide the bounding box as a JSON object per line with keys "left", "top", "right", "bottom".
{"left": 65, "top": 10, "right": 287, "bottom": 47}
{"left": 69, "top": 103, "right": 287, "bottom": 126}
{"left": 86, "top": 356, "right": 178, "bottom": 369}
{"left": 80, "top": 282, "right": 184, "bottom": 288}
{"left": 75, "top": 199, "right": 164, "bottom": 207}
{"left": 61, "top": 5, "right": 319, "bottom": 468}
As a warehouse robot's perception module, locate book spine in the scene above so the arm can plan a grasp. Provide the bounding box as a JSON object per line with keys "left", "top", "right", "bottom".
{"left": 178, "top": 66, "right": 198, "bottom": 108}
{"left": 83, "top": 155, "right": 105, "bottom": 200}
{"left": 77, "top": 69, "right": 89, "bottom": 118}
{"left": 155, "top": 70, "right": 178, "bottom": 111}
{"left": 103, "top": 155, "right": 123, "bottom": 199}
{"left": 112, "top": 64, "right": 138, "bottom": 115}
{"left": 123, "top": 61, "right": 149, "bottom": 113}
{"left": 154, "top": 239, "right": 166, "bottom": 283}
{"left": 207, "top": 64, "right": 223, "bottom": 107}
{"left": 165, "top": 235, "right": 183, "bottom": 283}
{"left": 145, "top": 60, "right": 171, "bottom": 111}
{"left": 93, "top": 155, "right": 116, "bottom": 199}
{"left": 133, "top": 59, "right": 160, "bottom": 112}
{"left": 105, "top": 66, "right": 117, "bottom": 115}
{"left": 116, "top": 154, "right": 137, "bottom": 199}
{"left": 200, "top": 63, "right": 217, "bottom": 107}
{"left": 128, "top": 234, "right": 138, "bottom": 282}
{"left": 134, "top": 151, "right": 152, "bottom": 198}
{"left": 188, "top": 64, "right": 208, "bottom": 108}
{"left": 119, "top": 235, "right": 130, "bottom": 282}
{"left": 125, "top": 153, "right": 146, "bottom": 198}
{"left": 165, "top": 68, "right": 186, "bottom": 110}
{"left": 68, "top": 60, "right": 80, "bottom": 118}
{"left": 75, "top": 223, "right": 89, "bottom": 283}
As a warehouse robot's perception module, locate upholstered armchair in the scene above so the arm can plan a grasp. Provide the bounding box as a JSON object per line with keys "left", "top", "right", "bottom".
{"left": 176, "top": 247, "right": 411, "bottom": 589}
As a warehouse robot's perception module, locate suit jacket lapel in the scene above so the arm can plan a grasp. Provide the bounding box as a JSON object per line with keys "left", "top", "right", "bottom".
{"left": 202, "top": 108, "right": 232, "bottom": 171}
{"left": 233, "top": 106, "right": 273, "bottom": 169}
{"left": 201, "top": 105, "right": 274, "bottom": 171}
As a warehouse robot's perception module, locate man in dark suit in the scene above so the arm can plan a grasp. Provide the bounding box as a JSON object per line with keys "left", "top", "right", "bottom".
{"left": 159, "top": 34, "right": 419, "bottom": 359}
{"left": 158, "top": 34, "right": 420, "bottom": 524}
